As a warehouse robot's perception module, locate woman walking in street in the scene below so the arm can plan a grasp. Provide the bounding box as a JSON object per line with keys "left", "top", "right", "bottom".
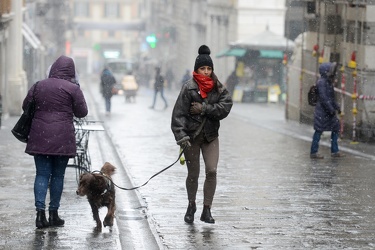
{"left": 171, "top": 45, "right": 233, "bottom": 224}
{"left": 310, "top": 62, "right": 345, "bottom": 159}
{"left": 150, "top": 66, "right": 168, "bottom": 110}
{"left": 100, "top": 67, "right": 116, "bottom": 115}
{"left": 23, "top": 55, "right": 88, "bottom": 228}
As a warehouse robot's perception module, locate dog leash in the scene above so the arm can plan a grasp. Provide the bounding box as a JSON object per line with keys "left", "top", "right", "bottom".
{"left": 94, "top": 145, "right": 187, "bottom": 191}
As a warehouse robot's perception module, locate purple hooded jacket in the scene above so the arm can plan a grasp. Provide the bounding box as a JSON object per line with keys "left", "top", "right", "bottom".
{"left": 23, "top": 55, "right": 88, "bottom": 157}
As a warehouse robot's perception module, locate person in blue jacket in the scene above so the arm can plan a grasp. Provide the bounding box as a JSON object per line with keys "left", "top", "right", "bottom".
{"left": 310, "top": 62, "right": 345, "bottom": 159}
{"left": 100, "top": 67, "right": 116, "bottom": 115}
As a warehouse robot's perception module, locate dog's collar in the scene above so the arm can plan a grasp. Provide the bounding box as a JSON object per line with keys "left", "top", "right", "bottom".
{"left": 92, "top": 170, "right": 112, "bottom": 196}
{"left": 101, "top": 188, "right": 108, "bottom": 196}
{"left": 101, "top": 173, "right": 112, "bottom": 196}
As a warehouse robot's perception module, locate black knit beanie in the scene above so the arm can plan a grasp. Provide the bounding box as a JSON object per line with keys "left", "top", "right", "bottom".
{"left": 194, "top": 45, "right": 214, "bottom": 71}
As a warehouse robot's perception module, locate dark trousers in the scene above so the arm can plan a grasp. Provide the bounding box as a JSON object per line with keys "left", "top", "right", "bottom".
{"left": 183, "top": 133, "right": 219, "bottom": 206}
{"left": 310, "top": 130, "right": 339, "bottom": 154}
{"left": 104, "top": 97, "right": 111, "bottom": 112}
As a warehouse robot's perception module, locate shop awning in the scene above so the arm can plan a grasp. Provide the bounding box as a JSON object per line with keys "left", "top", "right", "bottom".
{"left": 259, "top": 50, "right": 284, "bottom": 59}
{"left": 229, "top": 29, "right": 295, "bottom": 52}
{"left": 216, "top": 48, "right": 284, "bottom": 59}
{"left": 22, "top": 23, "right": 44, "bottom": 50}
{"left": 216, "top": 48, "right": 246, "bottom": 58}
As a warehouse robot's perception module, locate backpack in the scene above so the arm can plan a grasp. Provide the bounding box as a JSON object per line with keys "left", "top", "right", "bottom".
{"left": 308, "top": 85, "right": 318, "bottom": 106}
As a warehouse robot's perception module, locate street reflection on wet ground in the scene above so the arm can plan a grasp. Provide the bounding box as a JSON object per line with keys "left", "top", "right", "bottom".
{"left": 2, "top": 80, "right": 375, "bottom": 249}
{"left": 103, "top": 87, "right": 375, "bottom": 249}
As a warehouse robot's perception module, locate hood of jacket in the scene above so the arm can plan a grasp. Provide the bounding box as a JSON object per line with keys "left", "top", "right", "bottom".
{"left": 48, "top": 55, "right": 76, "bottom": 83}
{"left": 319, "top": 62, "right": 332, "bottom": 79}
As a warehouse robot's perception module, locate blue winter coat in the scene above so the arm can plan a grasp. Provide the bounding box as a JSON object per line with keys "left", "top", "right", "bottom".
{"left": 24, "top": 55, "right": 88, "bottom": 157}
{"left": 101, "top": 68, "right": 116, "bottom": 98}
{"left": 313, "top": 62, "right": 340, "bottom": 132}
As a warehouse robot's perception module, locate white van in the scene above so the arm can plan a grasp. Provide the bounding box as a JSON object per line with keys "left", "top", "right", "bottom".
{"left": 106, "top": 59, "right": 136, "bottom": 84}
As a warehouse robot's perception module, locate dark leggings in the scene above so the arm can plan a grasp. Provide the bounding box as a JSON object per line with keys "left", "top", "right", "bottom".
{"left": 183, "top": 133, "right": 219, "bottom": 206}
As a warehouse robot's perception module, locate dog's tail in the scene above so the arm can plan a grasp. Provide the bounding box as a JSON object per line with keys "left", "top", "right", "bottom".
{"left": 101, "top": 162, "right": 116, "bottom": 176}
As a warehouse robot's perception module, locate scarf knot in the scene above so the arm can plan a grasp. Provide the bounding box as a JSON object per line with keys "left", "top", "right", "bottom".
{"left": 193, "top": 71, "right": 214, "bottom": 98}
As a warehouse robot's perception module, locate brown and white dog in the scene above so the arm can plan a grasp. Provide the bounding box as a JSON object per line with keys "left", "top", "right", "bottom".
{"left": 76, "top": 162, "right": 116, "bottom": 231}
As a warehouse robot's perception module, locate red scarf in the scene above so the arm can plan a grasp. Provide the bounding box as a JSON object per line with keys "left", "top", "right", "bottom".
{"left": 193, "top": 71, "right": 214, "bottom": 98}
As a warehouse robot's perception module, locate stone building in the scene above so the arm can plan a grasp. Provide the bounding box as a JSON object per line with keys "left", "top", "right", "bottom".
{"left": 286, "top": 0, "right": 375, "bottom": 141}
{"left": 0, "top": 0, "right": 13, "bottom": 123}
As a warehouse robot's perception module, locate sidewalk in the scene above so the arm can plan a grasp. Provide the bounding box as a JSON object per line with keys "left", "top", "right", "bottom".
{"left": 0, "top": 116, "right": 123, "bottom": 249}
{"left": 0, "top": 82, "right": 160, "bottom": 249}
{"left": 228, "top": 100, "right": 375, "bottom": 160}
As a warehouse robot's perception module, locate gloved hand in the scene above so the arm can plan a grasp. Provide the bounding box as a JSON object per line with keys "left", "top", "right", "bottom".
{"left": 176, "top": 136, "right": 191, "bottom": 148}
{"left": 337, "top": 109, "right": 341, "bottom": 115}
{"left": 190, "top": 102, "right": 203, "bottom": 115}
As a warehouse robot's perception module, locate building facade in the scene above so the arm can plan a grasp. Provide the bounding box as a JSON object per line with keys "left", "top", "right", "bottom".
{"left": 0, "top": 0, "right": 13, "bottom": 123}
{"left": 286, "top": 0, "right": 375, "bottom": 141}
{"left": 1, "top": 0, "right": 28, "bottom": 119}
{"left": 70, "top": 0, "right": 144, "bottom": 75}
{"left": 139, "top": 0, "right": 237, "bottom": 88}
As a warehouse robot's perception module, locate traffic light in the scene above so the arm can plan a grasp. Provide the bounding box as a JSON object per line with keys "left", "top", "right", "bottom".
{"left": 146, "top": 34, "right": 157, "bottom": 48}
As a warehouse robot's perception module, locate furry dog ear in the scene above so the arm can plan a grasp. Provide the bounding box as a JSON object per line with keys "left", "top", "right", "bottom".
{"left": 79, "top": 172, "right": 86, "bottom": 181}
{"left": 102, "top": 162, "right": 116, "bottom": 176}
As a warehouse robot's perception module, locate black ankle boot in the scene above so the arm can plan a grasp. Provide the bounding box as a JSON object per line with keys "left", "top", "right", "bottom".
{"left": 36, "top": 210, "right": 49, "bottom": 229}
{"left": 200, "top": 205, "right": 215, "bottom": 224}
{"left": 49, "top": 210, "right": 65, "bottom": 227}
{"left": 184, "top": 202, "right": 196, "bottom": 224}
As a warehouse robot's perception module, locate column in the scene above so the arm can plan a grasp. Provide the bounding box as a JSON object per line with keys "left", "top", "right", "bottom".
{"left": 8, "top": 0, "right": 27, "bottom": 115}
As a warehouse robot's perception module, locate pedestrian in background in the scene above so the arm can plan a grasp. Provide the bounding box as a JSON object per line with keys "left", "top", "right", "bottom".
{"left": 180, "top": 69, "right": 191, "bottom": 87}
{"left": 165, "top": 67, "right": 175, "bottom": 90}
{"left": 171, "top": 45, "right": 233, "bottom": 224}
{"left": 310, "top": 62, "right": 345, "bottom": 159}
{"left": 23, "top": 55, "right": 88, "bottom": 228}
{"left": 100, "top": 67, "right": 116, "bottom": 115}
{"left": 225, "top": 70, "right": 239, "bottom": 97}
{"left": 150, "top": 66, "right": 168, "bottom": 109}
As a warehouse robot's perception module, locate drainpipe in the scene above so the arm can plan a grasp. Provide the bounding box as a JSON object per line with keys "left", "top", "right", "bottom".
{"left": 340, "top": 3, "right": 348, "bottom": 139}
{"left": 0, "top": 94, "right": 2, "bottom": 128}
{"left": 350, "top": 1, "right": 359, "bottom": 144}
{"left": 316, "top": 0, "right": 321, "bottom": 83}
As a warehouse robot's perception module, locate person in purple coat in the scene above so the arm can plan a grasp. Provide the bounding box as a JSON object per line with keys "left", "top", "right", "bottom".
{"left": 310, "top": 62, "right": 345, "bottom": 159}
{"left": 22, "top": 55, "right": 88, "bottom": 228}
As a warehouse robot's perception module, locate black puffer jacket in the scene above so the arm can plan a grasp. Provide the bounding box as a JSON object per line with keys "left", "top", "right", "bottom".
{"left": 171, "top": 78, "right": 233, "bottom": 142}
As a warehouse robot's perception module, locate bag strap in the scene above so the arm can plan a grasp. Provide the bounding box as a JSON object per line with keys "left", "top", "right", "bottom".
{"left": 31, "top": 81, "right": 39, "bottom": 101}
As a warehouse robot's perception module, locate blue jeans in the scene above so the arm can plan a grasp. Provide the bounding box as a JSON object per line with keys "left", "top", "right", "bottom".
{"left": 34, "top": 155, "right": 69, "bottom": 211}
{"left": 151, "top": 89, "right": 168, "bottom": 108}
{"left": 310, "top": 130, "right": 339, "bottom": 154}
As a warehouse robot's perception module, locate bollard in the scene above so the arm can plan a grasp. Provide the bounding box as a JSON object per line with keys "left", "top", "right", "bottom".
{"left": 339, "top": 66, "right": 346, "bottom": 139}
{"left": 351, "top": 70, "right": 359, "bottom": 144}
